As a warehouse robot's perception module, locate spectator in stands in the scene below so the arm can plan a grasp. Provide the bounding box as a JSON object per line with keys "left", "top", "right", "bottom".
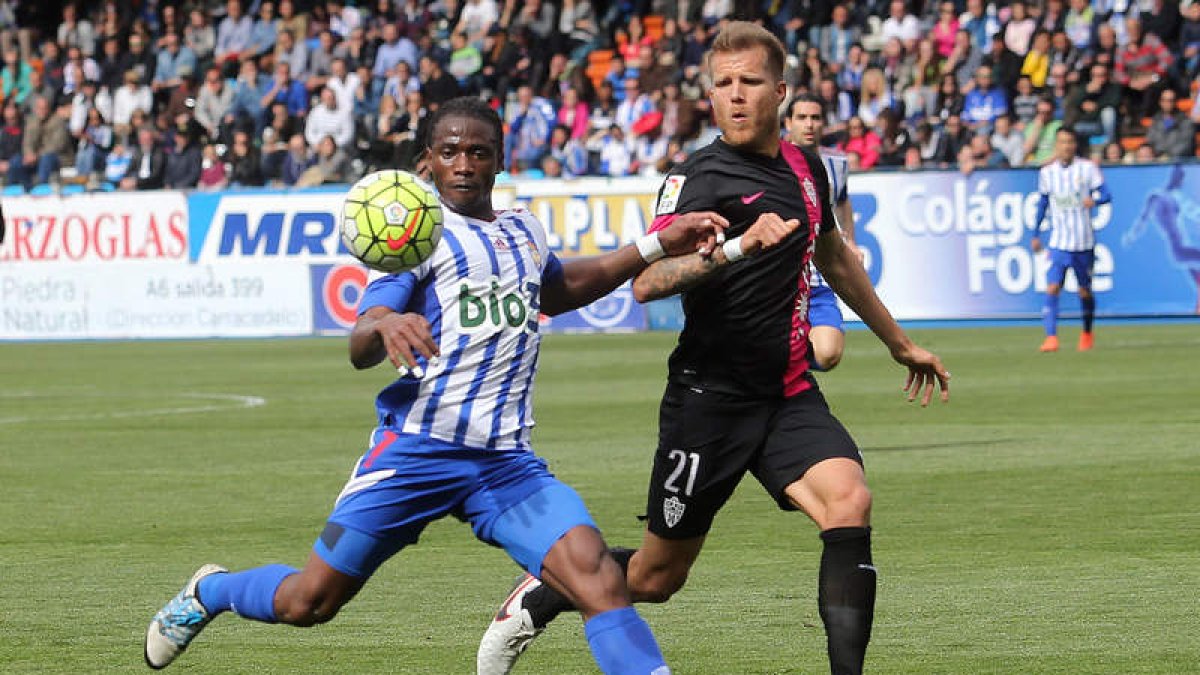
{"left": 275, "top": 0, "right": 308, "bottom": 44}
{"left": 73, "top": 106, "right": 112, "bottom": 181}
{"left": 991, "top": 113, "right": 1025, "bottom": 166}
{"left": 1022, "top": 95, "right": 1061, "bottom": 164}
{"left": 588, "top": 79, "right": 618, "bottom": 133}
{"left": 305, "top": 86, "right": 353, "bottom": 150}
{"left": 507, "top": 83, "right": 555, "bottom": 172}
{"left": 120, "top": 125, "right": 166, "bottom": 190}
{"left": 1133, "top": 143, "right": 1157, "bottom": 163}
{"left": 970, "top": 131, "right": 1008, "bottom": 168}
{"left": 448, "top": 31, "right": 484, "bottom": 93}
{"left": 184, "top": 9, "right": 216, "bottom": 70}
{"left": 903, "top": 144, "right": 925, "bottom": 169}
{"left": 374, "top": 22, "right": 420, "bottom": 88}
{"left": 1001, "top": 1, "right": 1036, "bottom": 57}
{"left": 840, "top": 116, "right": 882, "bottom": 169}
{"left": 59, "top": 3, "right": 97, "bottom": 57}
{"left": 1063, "top": 0, "right": 1094, "bottom": 52}
{"left": 1145, "top": 88, "right": 1196, "bottom": 159}
{"left": 274, "top": 29, "right": 308, "bottom": 79}
{"left": 383, "top": 59, "right": 421, "bottom": 104}
{"left": 226, "top": 128, "right": 264, "bottom": 186}
{"left": 903, "top": 39, "right": 942, "bottom": 120}
{"left": 260, "top": 101, "right": 298, "bottom": 180}
{"left": 856, "top": 68, "right": 894, "bottom": 127}
{"left": 1, "top": 47, "right": 32, "bottom": 106}
{"left": 1049, "top": 31, "right": 1082, "bottom": 84}
{"left": 1141, "top": 0, "right": 1182, "bottom": 47}
{"left": 1178, "top": 3, "right": 1200, "bottom": 82}
{"left": 1065, "top": 63, "right": 1120, "bottom": 145}
{"left": 548, "top": 123, "right": 590, "bottom": 177}
{"left": 837, "top": 43, "right": 870, "bottom": 98}
{"left": 278, "top": 133, "right": 313, "bottom": 186}
{"left": 875, "top": 107, "right": 913, "bottom": 167}
{"left": 335, "top": 26, "right": 376, "bottom": 72}
{"left": 933, "top": 112, "right": 971, "bottom": 165}
{"left": 1101, "top": 140, "right": 1124, "bottom": 164}
{"left": 110, "top": 69, "right": 154, "bottom": 141}
{"left": 261, "top": 61, "right": 309, "bottom": 125}
{"left": 305, "top": 30, "right": 338, "bottom": 93}
{"left": 1089, "top": 23, "right": 1118, "bottom": 72}
{"left": 326, "top": 0, "right": 363, "bottom": 40}
{"left": 914, "top": 119, "right": 941, "bottom": 164}
{"left": 1040, "top": 0, "right": 1067, "bottom": 33}
{"left": 21, "top": 69, "right": 57, "bottom": 119}
{"left": 660, "top": 80, "right": 698, "bottom": 142}
{"left": 931, "top": 2, "right": 960, "bottom": 59}
{"left": 881, "top": 0, "right": 920, "bottom": 52}
{"left": 104, "top": 141, "right": 132, "bottom": 184}
{"left": 457, "top": 0, "right": 500, "bottom": 47}
{"left": 198, "top": 143, "right": 229, "bottom": 190}
{"left": 819, "top": 4, "right": 861, "bottom": 68}
{"left": 123, "top": 32, "right": 158, "bottom": 88}
{"left": 559, "top": 0, "right": 599, "bottom": 60}
{"left": 962, "top": 65, "right": 1009, "bottom": 133}
{"left": 511, "top": 0, "right": 557, "bottom": 55}
{"left": 947, "top": 29, "right": 985, "bottom": 92}
{"left": 956, "top": 142, "right": 978, "bottom": 175}
{"left": 195, "top": 67, "right": 234, "bottom": 141}
{"left": 0, "top": 102, "right": 23, "bottom": 182}
{"left": 1010, "top": 74, "right": 1039, "bottom": 127}
{"left": 247, "top": 1, "right": 279, "bottom": 60}
{"left": 558, "top": 86, "right": 590, "bottom": 139}
{"left": 164, "top": 115, "right": 203, "bottom": 188}
{"left": 592, "top": 123, "right": 631, "bottom": 177}
{"left": 418, "top": 55, "right": 461, "bottom": 110}
{"left": 352, "top": 63, "right": 380, "bottom": 125}
{"left": 68, "top": 77, "right": 100, "bottom": 135}
{"left": 630, "top": 111, "right": 667, "bottom": 176}
{"left": 816, "top": 76, "right": 854, "bottom": 139}
{"left": 154, "top": 31, "right": 198, "bottom": 104}
{"left": 63, "top": 46, "right": 101, "bottom": 96}
{"left": 1115, "top": 17, "right": 1174, "bottom": 124}
{"left": 39, "top": 40, "right": 66, "bottom": 93}
{"left": 215, "top": 0, "right": 254, "bottom": 75}
{"left": 1022, "top": 30, "right": 1051, "bottom": 88}
{"left": 615, "top": 77, "right": 655, "bottom": 135}
{"left": 983, "top": 26, "right": 1022, "bottom": 94}
{"left": 296, "top": 134, "right": 352, "bottom": 186}
{"left": 960, "top": 0, "right": 999, "bottom": 51}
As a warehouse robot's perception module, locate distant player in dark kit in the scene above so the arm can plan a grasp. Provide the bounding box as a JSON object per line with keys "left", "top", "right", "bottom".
{"left": 478, "top": 22, "right": 951, "bottom": 675}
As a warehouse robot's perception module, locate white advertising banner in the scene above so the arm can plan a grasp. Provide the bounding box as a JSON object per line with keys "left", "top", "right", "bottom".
{"left": 0, "top": 261, "right": 312, "bottom": 339}
{"left": 0, "top": 192, "right": 190, "bottom": 263}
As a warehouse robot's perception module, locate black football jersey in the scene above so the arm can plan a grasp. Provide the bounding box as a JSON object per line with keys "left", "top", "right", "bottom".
{"left": 649, "top": 138, "right": 835, "bottom": 399}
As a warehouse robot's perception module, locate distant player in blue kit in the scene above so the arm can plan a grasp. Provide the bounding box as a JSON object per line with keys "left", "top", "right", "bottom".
{"left": 783, "top": 94, "right": 864, "bottom": 371}
{"left": 143, "top": 96, "right": 749, "bottom": 674}
{"left": 1031, "top": 127, "right": 1112, "bottom": 352}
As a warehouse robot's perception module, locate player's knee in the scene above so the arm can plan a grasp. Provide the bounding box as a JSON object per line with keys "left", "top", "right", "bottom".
{"left": 276, "top": 592, "right": 344, "bottom": 627}
{"left": 826, "top": 483, "right": 873, "bottom": 526}
{"left": 631, "top": 566, "right": 688, "bottom": 604}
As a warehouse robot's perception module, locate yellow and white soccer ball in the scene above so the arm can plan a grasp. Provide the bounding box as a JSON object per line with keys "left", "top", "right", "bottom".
{"left": 341, "top": 170, "right": 444, "bottom": 273}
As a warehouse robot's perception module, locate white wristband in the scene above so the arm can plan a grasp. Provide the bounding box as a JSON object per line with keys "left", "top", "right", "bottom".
{"left": 721, "top": 236, "right": 745, "bottom": 262}
{"left": 636, "top": 232, "right": 666, "bottom": 263}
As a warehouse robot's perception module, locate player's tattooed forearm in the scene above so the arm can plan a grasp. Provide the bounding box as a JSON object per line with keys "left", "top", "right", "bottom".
{"left": 640, "top": 253, "right": 721, "bottom": 297}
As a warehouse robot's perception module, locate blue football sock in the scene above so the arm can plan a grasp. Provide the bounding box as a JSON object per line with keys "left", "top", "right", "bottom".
{"left": 196, "top": 564, "right": 297, "bottom": 623}
{"left": 1081, "top": 296, "right": 1095, "bottom": 333}
{"left": 584, "top": 607, "right": 668, "bottom": 674}
{"left": 1042, "top": 294, "right": 1060, "bottom": 336}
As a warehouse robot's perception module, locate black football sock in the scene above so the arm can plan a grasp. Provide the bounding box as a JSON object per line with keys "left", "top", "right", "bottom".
{"left": 818, "top": 527, "right": 876, "bottom": 675}
{"left": 1081, "top": 295, "right": 1096, "bottom": 332}
{"left": 522, "top": 547, "right": 636, "bottom": 629}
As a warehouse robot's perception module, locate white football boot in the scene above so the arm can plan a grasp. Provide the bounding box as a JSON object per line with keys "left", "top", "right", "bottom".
{"left": 477, "top": 574, "right": 546, "bottom": 675}
{"left": 144, "top": 564, "right": 227, "bottom": 669}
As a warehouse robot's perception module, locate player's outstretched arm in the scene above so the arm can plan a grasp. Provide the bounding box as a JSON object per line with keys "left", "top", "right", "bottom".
{"left": 814, "top": 227, "right": 950, "bottom": 406}
{"left": 541, "top": 211, "right": 728, "bottom": 315}
{"left": 350, "top": 306, "right": 440, "bottom": 371}
{"left": 631, "top": 212, "right": 802, "bottom": 302}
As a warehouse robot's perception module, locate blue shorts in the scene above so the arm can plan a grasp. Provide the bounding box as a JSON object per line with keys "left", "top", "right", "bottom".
{"left": 314, "top": 429, "right": 596, "bottom": 579}
{"left": 1047, "top": 248, "right": 1095, "bottom": 290}
{"left": 808, "top": 284, "right": 844, "bottom": 331}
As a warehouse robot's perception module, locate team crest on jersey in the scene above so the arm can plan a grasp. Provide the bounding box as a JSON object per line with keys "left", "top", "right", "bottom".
{"left": 655, "top": 175, "right": 686, "bottom": 215}
{"left": 663, "top": 496, "right": 685, "bottom": 528}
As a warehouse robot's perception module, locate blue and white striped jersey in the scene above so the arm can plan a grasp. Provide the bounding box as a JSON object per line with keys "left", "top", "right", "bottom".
{"left": 357, "top": 206, "right": 558, "bottom": 452}
{"left": 810, "top": 149, "right": 850, "bottom": 287}
{"left": 1038, "top": 158, "right": 1105, "bottom": 252}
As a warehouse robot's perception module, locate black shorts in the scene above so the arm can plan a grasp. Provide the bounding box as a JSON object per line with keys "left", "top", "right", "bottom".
{"left": 645, "top": 381, "right": 862, "bottom": 540}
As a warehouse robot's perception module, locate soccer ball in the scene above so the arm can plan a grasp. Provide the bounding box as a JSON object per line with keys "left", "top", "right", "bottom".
{"left": 341, "top": 170, "right": 444, "bottom": 273}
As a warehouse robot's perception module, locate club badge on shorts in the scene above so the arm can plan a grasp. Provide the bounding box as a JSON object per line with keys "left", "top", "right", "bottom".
{"left": 663, "top": 496, "right": 686, "bottom": 528}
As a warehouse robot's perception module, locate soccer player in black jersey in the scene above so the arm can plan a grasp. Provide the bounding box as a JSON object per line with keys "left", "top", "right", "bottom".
{"left": 478, "top": 22, "right": 951, "bottom": 675}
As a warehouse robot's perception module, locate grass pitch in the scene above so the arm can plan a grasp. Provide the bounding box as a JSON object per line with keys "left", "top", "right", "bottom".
{"left": 1, "top": 324, "right": 1198, "bottom": 674}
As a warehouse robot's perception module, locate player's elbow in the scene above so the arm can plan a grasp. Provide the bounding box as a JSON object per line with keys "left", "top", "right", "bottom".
{"left": 631, "top": 274, "right": 662, "bottom": 303}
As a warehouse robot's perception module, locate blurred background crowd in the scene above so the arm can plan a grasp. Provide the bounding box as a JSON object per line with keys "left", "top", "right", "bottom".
{"left": 1, "top": 0, "right": 1199, "bottom": 193}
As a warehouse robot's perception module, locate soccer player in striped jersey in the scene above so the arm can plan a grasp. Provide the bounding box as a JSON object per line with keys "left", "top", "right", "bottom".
{"left": 1030, "top": 127, "right": 1112, "bottom": 352}
{"left": 783, "top": 93, "right": 865, "bottom": 371}
{"left": 144, "top": 96, "right": 748, "bottom": 674}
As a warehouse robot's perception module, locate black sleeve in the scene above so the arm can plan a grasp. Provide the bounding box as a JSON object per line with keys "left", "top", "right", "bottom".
{"left": 651, "top": 155, "right": 719, "bottom": 221}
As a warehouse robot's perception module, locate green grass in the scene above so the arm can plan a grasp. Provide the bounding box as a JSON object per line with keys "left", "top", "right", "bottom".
{"left": 1, "top": 324, "right": 1198, "bottom": 674}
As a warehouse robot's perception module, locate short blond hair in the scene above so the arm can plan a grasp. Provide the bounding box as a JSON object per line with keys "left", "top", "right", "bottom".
{"left": 705, "top": 21, "right": 787, "bottom": 81}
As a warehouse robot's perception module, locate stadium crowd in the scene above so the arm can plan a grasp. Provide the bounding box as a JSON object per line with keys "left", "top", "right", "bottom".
{"left": 1, "top": 0, "right": 1199, "bottom": 193}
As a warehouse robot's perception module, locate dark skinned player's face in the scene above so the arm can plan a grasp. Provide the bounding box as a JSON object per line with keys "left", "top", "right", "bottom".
{"left": 426, "top": 115, "right": 502, "bottom": 220}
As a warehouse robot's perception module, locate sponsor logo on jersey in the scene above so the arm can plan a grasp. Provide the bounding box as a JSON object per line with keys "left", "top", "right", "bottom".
{"left": 459, "top": 277, "right": 536, "bottom": 333}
